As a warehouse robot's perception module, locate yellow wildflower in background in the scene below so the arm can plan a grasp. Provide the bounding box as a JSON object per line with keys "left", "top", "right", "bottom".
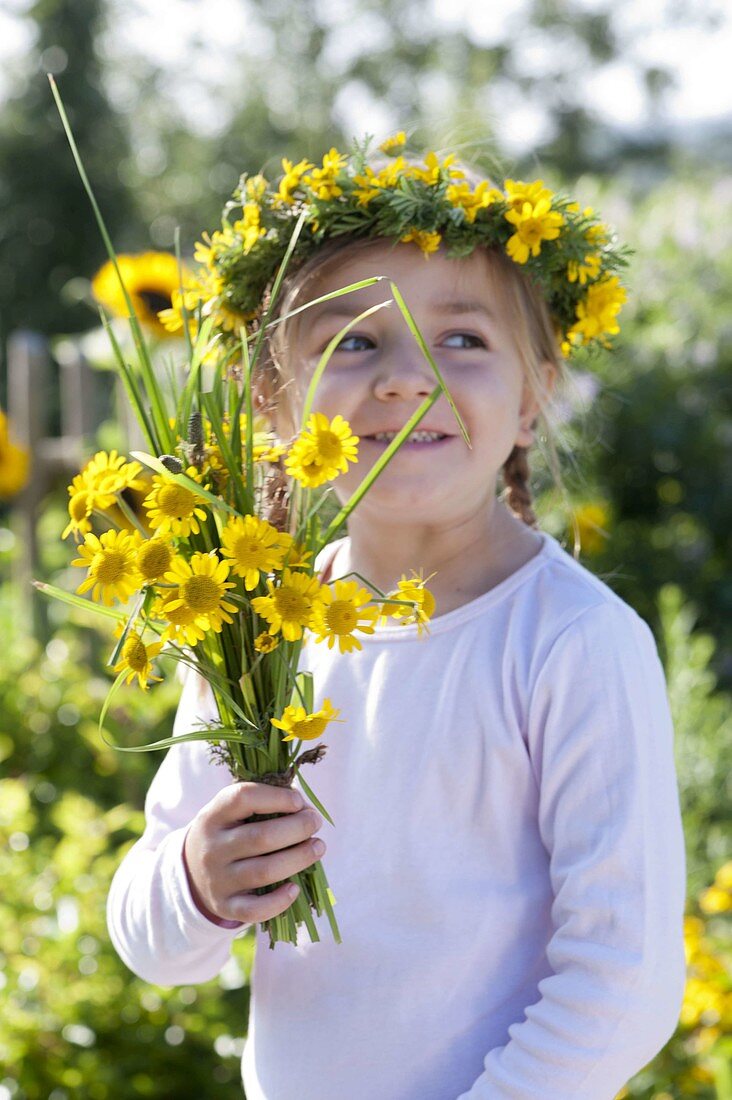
{"left": 400, "top": 228, "right": 442, "bottom": 255}
{"left": 309, "top": 580, "right": 380, "bottom": 653}
{"left": 285, "top": 413, "right": 359, "bottom": 488}
{"left": 112, "top": 630, "right": 163, "bottom": 690}
{"left": 220, "top": 514, "right": 288, "bottom": 590}
{"left": 271, "top": 698, "right": 343, "bottom": 742}
{"left": 413, "top": 151, "right": 464, "bottom": 186}
{"left": 71, "top": 529, "right": 141, "bottom": 606}
{"left": 164, "top": 552, "right": 237, "bottom": 634}
{"left": 379, "top": 130, "right": 407, "bottom": 155}
{"left": 251, "top": 568, "right": 323, "bottom": 642}
{"left": 505, "top": 197, "right": 565, "bottom": 264}
{"left": 143, "top": 467, "right": 208, "bottom": 537}
{"left": 91, "top": 252, "right": 186, "bottom": 339}
{"left": 233, "top": 203, "right": 266, "bottom": 254}
{"left": 381, "top": 570, "right": 436, "bottom": 635}
{"left": 0, "top": 410, "right": 30, "bottom": 500}
{"left": 572, "top": 501, "right": 610, "bottom": 556}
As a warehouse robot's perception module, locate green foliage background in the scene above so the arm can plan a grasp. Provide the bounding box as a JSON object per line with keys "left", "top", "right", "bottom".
{"left": 1, "top": 0, "right": 730, "bottom": 1096}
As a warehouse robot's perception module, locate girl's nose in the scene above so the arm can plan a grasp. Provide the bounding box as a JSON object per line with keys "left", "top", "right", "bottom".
{"left": 371, "top": 354, "right": 435, "bottom": 402}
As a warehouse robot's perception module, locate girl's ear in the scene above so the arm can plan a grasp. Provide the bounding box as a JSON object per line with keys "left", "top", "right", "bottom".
{"left": 516, "top": 360, "right": 557, "bottom": 448}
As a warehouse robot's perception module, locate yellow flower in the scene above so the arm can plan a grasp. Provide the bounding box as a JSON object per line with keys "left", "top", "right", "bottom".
{"left": 71, "top": 529, "right": 141, "bottom": 606}
{"left": 220, "top": 514, "right": 288, "bottom": 591}
{"left": 699, "top": 885, "right": 731, "bottom": 914}
{"left": 446, "top": 180, "right": 503, "bottom": 223}
{"left": 134, "top": 536, "right": 176, "bottom": 584}
{"left": 572, "top": 501, "right": 610, "bottom": 556}
{"left": 400, "top": 228, "right": 442, "bottom": 255}
{"left": 566, "top": 275, "right": 627, "bottom": 346}
{"left": 309, "top": 579, "right": 380, "bottom": 653}
{"left": 285, "top": 413, "right": 359, "bottom": 488}
{"left": 503, "top": 178, "right": 554, "bottom": 212}
{"left": 254, "top": 632, "right": 279, "bottom": 653}
{"left": 271, "top": 698, "right": 343, "bottom": 742}
{"left": 245, "top": 174, "right": 268, "bottom": 201}
{"left": 0, "top": 410, "right": 30, "bottom": 500}
{"left": 352, "top": 166, "right": 382, "bottom": 206}
{"left": 251, "top": 568, "right": 323, "bottom": 642}
{"left": 504, "top": 197, "right": 565, "bottom": 264}
{"left": 380, "top": 570, "right": 437, "bottom": 636}
{"left": 62, "top": 486, "right": 96, "bottom": 540}
{"left": 412, "top": 151, "right": 464, "bottom": 186}
{"left": 81, "top": 450, "right": 146, "bottom": 497}
{"left": 233, "top": 203, "right": 266, "bottom": 253}
{"left": 143, "top": 467, "right": 208, "bottom": 537}
{"left": 280, "top": 540, "right": 313, "bottom": 570}
{"left": 152, "top": 589, "right": 208, "bottom": 648}
{"left": 112, "top": 630, "right": 163, "bottom": 690}
{"left": 567, "top": 253, "right": 602, "bottom": 285}
{"left": 163, "top": 552, "right": 238, "bottom": 634}
{"left": 275, "top": 157, "right": 313, "bottom": 206}
{"left": 379, "top": 130, "right": 407, "bottom": 155}
{"left": 91, "top": 252, "right": 187, "bottom": 339}
{"left": 302, "top": 148, "right": 348, "bottom": 200}
{"left": 157, "top": 282, "right": 204, "bottom": 338}
{"left": 714, "top": 862, "right": 732, "bottom": 891}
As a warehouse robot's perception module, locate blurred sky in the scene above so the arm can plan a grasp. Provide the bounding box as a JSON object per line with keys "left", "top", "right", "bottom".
{"left": 0, "top": 0, "right": 729, "bottom": 156}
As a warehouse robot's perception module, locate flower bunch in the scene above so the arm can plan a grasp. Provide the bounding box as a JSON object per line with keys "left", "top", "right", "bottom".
{"left": 160, "top": 131, "right": 631, "bottom": 359}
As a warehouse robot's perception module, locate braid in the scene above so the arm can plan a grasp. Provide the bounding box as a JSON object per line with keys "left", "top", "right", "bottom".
{"left": 501, "top": 445, "right": 539, "bottom": 529}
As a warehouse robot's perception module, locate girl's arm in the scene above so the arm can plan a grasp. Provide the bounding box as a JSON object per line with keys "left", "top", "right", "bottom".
{"left": 106, "top": 668, "right": 246, "bottom": 987}
{"left": 458, "top": 600, "right": 687, "bottom": 1100}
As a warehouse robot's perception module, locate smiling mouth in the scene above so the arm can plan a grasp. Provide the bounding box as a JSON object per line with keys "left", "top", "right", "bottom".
{"left": 364, "top": 430, "right": 449, "bottom": 444}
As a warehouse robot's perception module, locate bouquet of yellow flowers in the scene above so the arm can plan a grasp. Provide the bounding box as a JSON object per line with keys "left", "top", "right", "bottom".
{"left": 39, "top": 82, "right": 468, "bottom": 949}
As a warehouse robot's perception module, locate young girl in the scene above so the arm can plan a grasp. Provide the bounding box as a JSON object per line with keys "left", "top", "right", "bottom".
{"left": 107, "top": 142, "right": 687, "bottom": 1100}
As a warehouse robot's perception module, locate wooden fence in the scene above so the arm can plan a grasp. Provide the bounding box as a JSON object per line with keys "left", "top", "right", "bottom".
{"left": 5, "top": 330, "right": 135, "bottom": 639}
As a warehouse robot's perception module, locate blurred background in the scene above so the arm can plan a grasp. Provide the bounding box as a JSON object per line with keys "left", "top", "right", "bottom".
{"left": 0, "top": 0, "right": 730, "bottom": 1096}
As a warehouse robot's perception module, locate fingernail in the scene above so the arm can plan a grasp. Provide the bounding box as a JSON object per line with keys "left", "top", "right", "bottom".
{"left": 312, "top": 839, "right": 326, "bottom": 857}
{"left": 287, "top": 884, "right": 300, "bottom": 900}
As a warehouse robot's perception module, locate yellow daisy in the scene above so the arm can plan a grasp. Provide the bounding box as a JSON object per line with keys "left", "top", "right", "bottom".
{"left": 505, "top": 197, "right": 565, "bottom": 264}
{"left": 251, "top": 568, "right": 323, "bottom": 642}
{"left": 309, "top": 580, "right": 380, "bottom": 653}
{"left": 143, "top": 467, "right": 208, "bottom": 537}
{"left": 163, "top": 553, "right": 238, "bottom": 634}
{"left": 380, "top": 570, "right": 437, "bottom": 636}
{"left": 152, "top": 589, "right": 208, "bottom": 648}
{"left": 220, "top": 514, "right": 288, "bottom": 591}
{"left": 254, "top": 632, "right": 279, "bottom": 654}
{"left": 134, "top": 535, "right": 177, "bottom": 584}
{"left": 285, "top": 413, "right": 359, "bottom": 488}
{"left": 82, "top": 450, "right": 146, "bottom": 497}
{"left": 271, "top": 698, "right": 343, "bottom": 742}
{"left": 112, "top": 630, "right": 163, "bottom": 690}
{"left": 71, "top": 529, "right": 141, "bottom": 606}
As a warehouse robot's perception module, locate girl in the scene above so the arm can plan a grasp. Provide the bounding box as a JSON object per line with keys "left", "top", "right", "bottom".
{"left": 107, "top": 142, "right": 687, "bottom": 1100}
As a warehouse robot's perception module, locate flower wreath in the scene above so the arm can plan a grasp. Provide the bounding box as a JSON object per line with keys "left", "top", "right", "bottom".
{"left": 160, "top": 131, "right": 631, "bottom": 359}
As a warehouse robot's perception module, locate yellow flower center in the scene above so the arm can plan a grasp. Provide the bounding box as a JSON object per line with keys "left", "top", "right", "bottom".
{"left": 94, "top": 550, "right": 128, "bottom": 584}
{"left": 181, "top": 575, "right": 221, "bottom": 613}
{"left": 137, "top": 541, "right": 174, "bottom": 580}
{"left": 163, "top": 597, "right": 197, "bottom": 626}
{"left": 69, "top": 492, "right": 91, "bottom": 521}
{"left": 325, "top": 600, "right": 358, "bottom": 634}
{"left": 157, "top": 483, "right": 197, "bottom": 517}
{"left": 123, "top": 637, "right": 148, "bottom": 671}
{"left": 273, "top": 587, "right": 308, "bottom": 621}
{"left": 233, "top": 536, "right": 266, "bottom": 566}
{"left": 314, "top": 430, "right": 343, "bottom": 462}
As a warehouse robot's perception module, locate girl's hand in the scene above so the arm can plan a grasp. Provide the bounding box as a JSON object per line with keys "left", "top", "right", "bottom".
{"left": 183, "top": 782, "right": 325, "bottom": 924}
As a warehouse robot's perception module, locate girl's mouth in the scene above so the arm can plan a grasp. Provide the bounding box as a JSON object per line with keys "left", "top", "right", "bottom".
{"left": 363, "top": 430, "right": 453, "bottom": 450}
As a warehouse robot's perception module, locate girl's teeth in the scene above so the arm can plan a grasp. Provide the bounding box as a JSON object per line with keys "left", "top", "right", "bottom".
{"left": 372, "top": 431, "right": 446, "bottom": 443}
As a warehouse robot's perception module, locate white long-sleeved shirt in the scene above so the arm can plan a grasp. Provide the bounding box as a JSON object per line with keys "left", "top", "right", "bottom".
{"left": 107, "top": 528, "right": 687, "bottom": 1100}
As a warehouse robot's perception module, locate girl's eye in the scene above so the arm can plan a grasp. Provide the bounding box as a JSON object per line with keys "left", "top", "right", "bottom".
{"left": 442, "top": 332, "right": 487, "bottom": 349}
{"left": 334, "top": 334, "right": 373, "bottom": 352}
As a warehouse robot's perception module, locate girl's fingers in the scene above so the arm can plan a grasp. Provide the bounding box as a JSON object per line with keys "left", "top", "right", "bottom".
{"left": 223, "top": 881, "right": 301, "bottom": 925}
{"left": 210, "top": 780, "right": 303, "bottom": 826}
{"left": 223, "top": 807, "right": 323, "bottom": 859}
{"left": 230, "top": 836, "right": 326, "bottom": 893}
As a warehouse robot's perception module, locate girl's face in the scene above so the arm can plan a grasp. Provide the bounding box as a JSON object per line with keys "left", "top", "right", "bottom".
{"left": 274, "top": 240, "right": 554, "bottom": 529}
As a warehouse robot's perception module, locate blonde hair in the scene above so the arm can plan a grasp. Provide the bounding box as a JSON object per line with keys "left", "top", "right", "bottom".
{"left": 256, "top": 213, "right": 571, "bottom": 530}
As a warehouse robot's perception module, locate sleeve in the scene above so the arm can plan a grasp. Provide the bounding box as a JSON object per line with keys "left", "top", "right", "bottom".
{"left": 457, "top": 601, "right": 687, "bottom": 1100}
{"left": 106, "top": 668, "right": 249, "bottom": 987}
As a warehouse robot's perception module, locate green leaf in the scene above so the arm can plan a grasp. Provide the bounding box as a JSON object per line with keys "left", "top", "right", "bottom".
{"left": 129, "top": 451, "right": 239, "bottom": 516}
{"left": 32, "top": 581, "right": 128, "bottom": 623}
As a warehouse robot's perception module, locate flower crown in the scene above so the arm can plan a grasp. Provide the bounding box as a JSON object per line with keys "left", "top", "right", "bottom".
{"left": 161, "top": 132, "right": 631, "bottom": 359}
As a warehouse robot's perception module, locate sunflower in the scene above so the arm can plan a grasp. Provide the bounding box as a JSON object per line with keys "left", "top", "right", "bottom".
{"left": 91, "top": 252, "right": 188, "bottom": 339}
{"left": 112, "top": 630, "right": 163, "bottom": 690}
{"left": 134, "top": 535, "right": 177, "bottom": 584}
{"left": 309, "top": 579, "right": 380, "bottom": 653}
{"left": 0, "top": 410, "right": 30, "bottom": 500}
{"left": 285, "top": 413, "right": 359, "bottom": 488}
{"left": 152, "top": 589, "right": 209, "bottom": 648}
{"left": 143, "top": 467, "right": 208, "bottom": 537}
{"left": 220, "top": 515, "right": 287, "bottom": 591}
{"left": 163, "top": 552, "right": 238, "bottom": 634}
{"left": 251, "top": 568, "right": 323, "bottom": 642}
{"left": 380, "top": 570, "right": 437, "bottom": 636}
{"left": 271, "top": 698, "right": 342, "bottom": 742}
{"left": 71, "top": 529, "right": 141, "bottom": 606}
